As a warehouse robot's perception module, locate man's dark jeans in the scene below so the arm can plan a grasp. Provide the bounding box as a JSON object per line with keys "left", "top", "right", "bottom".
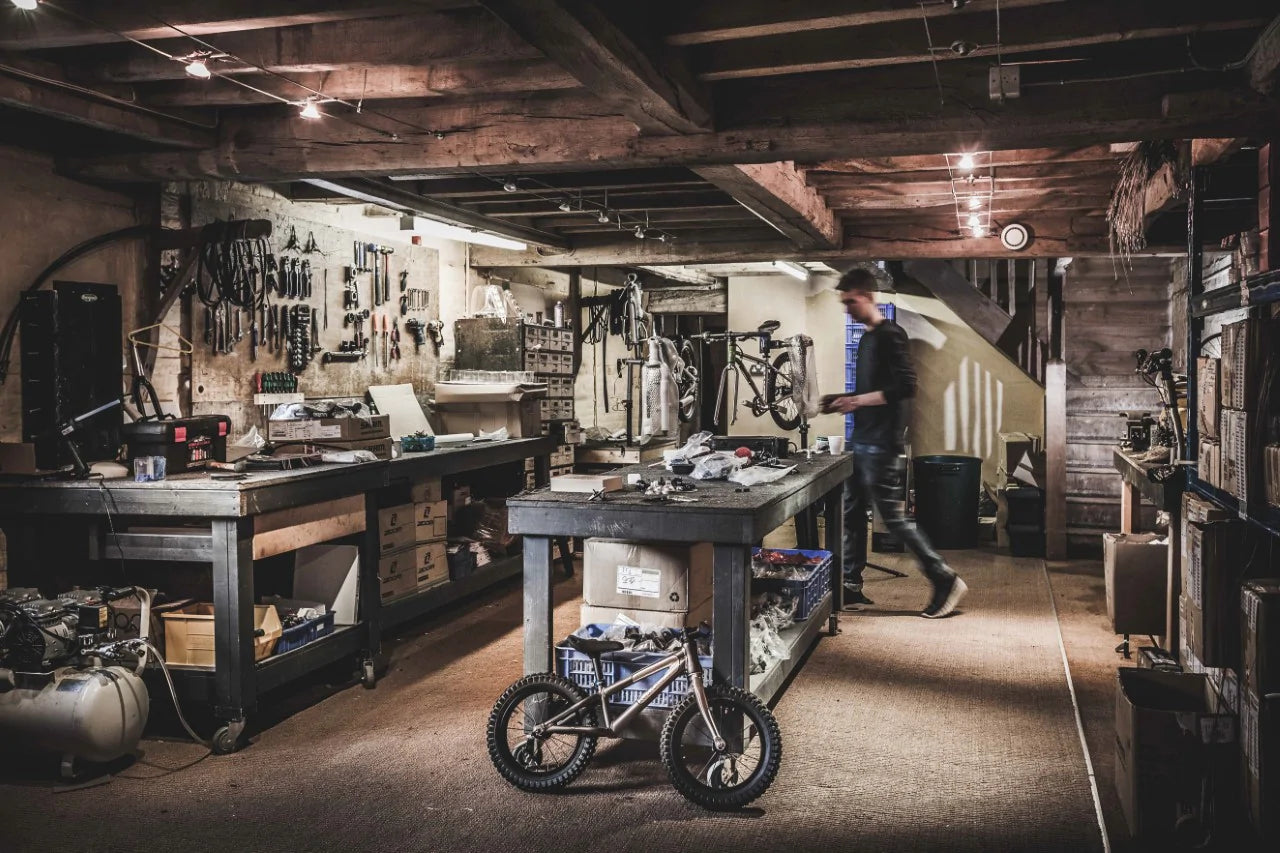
{"left": 843, "top": 442, "right": 953, "bottom": 589}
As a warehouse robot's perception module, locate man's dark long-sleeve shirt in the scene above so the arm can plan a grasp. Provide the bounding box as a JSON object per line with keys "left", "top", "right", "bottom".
{"left": 851, "top": 319, "right": 916, "bottom": 449}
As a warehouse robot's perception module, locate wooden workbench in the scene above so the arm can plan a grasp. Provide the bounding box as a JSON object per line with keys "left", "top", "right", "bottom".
{"left": 0, "top": 436, "right": 552, "bottom": 752}
{"left": 509, "top": 452, "right": 853, "bottom": 713}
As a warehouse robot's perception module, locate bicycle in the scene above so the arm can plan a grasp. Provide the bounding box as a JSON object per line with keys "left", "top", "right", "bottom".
{"left": 694, "top": 320, "right": 803, "bottom": 430}
{"left": 486, "top": 626, "right": 782, "bottom": 810}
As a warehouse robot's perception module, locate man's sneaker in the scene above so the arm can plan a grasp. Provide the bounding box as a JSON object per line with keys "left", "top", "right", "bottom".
{"left": 922, "top": 576, "right": 968, "bottom": 618}
{"left": 842, "top": 585, "right": 874, "bottom": 609}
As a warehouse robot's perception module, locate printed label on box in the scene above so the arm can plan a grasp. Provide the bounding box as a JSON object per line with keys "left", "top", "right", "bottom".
{"left": 616, "top": 565, "right": 662, "bottom": 598}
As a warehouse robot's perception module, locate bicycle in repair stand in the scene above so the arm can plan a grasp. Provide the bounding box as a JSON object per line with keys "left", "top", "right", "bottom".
{"left": 487, "top": 626, "right": 782, "bottom": 810}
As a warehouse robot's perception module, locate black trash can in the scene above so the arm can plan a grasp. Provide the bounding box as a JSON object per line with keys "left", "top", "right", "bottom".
{"left": 912, "top": 455, "right": 981, "bottom": 549}
{"left": 1004, "top": 486, "right": 1046, "bottom": 557}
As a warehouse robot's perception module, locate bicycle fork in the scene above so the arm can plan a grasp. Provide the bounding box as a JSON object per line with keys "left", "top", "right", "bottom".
{"left": 685, "top": 643, "right": 726, "bottom": 753}
{"left": 715, "top": 363, "right": 741, "bottom": 426}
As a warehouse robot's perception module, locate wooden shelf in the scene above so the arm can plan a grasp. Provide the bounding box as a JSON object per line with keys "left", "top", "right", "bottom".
{"left": 750, "top": 592, "right": 833, "bottom": 706}
{"left": 1191, "top": 268, "right": 1280, "bottom": 318}
{"left": 1187, "top": 477, "right": 1280, "bottom": 539}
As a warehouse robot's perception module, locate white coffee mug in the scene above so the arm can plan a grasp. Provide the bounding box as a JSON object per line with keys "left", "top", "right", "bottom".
{"left": 827, "top": 435, "right": 846, "bottom": 454}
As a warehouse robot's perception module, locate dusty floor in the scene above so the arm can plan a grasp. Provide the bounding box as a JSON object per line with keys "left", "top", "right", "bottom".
{"left": 0, "top": 544, "right": 1150, "bottom": 853}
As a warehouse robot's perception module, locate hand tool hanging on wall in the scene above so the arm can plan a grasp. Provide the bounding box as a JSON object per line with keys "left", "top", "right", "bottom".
{"left": 283, "top": 225, "right": 301, "bottom": 252}
{"left": 322, "top": 268, "right": 329, "bottom": 329}
{"left": 391, "top": 319, "right": 401, "bottom": 362}
{"left": 302, "top": 231, "right": 320, "bottom": 254}
{"left": 379, "top": 247, "right": 394, "bottom": 304}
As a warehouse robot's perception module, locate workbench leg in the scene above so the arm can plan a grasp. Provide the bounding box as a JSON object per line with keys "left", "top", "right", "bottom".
{"left": 712, "top": 544, "right": 750, "bottom": 689}
{"left": 1165, "top": 510, "right": 1182, "bottom": 653}
{"left": 360, "top": 496, "right": 382, "bottom": 685}
{"left": 823, "top": 485, "right": 845, "bottom": 634}
{"left": 793, "top": 507, "right": 819, "bottom": 549}
{"left": 211, "top": 518, "right": 255, "bottom": 752}
{"left": 523, "top": 535, "right": 554, "bottom": 676}
{"left": 1120, "top": 482, "right": 1141, "bottom": 533}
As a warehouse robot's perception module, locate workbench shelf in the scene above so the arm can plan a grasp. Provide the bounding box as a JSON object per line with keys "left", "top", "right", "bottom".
{"left": 381, "top": 554, "right": 523, "bottom": 630}
{"left": 1187, "top": 477, "right": 1280, "bottom": 539}
{"left": 750, "top": 592, "right": 833, "bottom": 706}
{"left": 1191, "top": 268, "right": 1280, "bottom": 318}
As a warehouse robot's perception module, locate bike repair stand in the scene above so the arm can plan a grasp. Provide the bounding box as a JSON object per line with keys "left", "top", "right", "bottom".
{"left": 796, "top": 417, "right": 822, "bottom": 548}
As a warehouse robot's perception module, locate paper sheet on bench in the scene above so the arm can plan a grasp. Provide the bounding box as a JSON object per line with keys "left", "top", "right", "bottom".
{"left": 368, "top": 383, "right": 431, "bottom": 438}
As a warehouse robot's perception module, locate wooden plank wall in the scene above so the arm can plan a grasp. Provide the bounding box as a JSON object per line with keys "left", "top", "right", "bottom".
{"left": 1062, "top": 256, "right": 1174, "bottom": 553}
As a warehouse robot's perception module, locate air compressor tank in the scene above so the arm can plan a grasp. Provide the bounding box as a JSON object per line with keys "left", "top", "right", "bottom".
{"left": 0, "top": 665, "right": 149, "bottom": 775}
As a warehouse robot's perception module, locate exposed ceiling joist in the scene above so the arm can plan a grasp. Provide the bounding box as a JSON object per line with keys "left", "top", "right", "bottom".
{"left": 0, "top": 53, "right": 213, "bottom": 148}
{"left": 1247, "top": 13, "right": 1280, "bottom": 93}
{"left": 693, "top": 162, "right": 840, "bottom": 249}
{"left": 298, "top": 178, "right": 570, "bottom": 250}
{"left": 807, "top": 146, "right": 1121, "bottom": 175}
{"left": 140, "top": 61, "right": 579, "bottom": 106}
{"left": 688, "top": 0, "right": 1271, "bottom": 80}
{"left": 87, "top": 9, "right": 535, "bottom": 82}
{"left": 63, "top": 79, "right": 1276, "bottom": 182}
{"left": 636, "top": 265, "right": 722, "bottom": 285}
{"left": 662, "top": 0, "right": 1064, "bottom": 46}
{"left": 0, "top": 2, "right": 469, "bottom": 50}
{"left": 391, "top": 168, "right": 704, "bottom": 195}
{"left": 479, "top": 0, "right": 711, "bottom": 134}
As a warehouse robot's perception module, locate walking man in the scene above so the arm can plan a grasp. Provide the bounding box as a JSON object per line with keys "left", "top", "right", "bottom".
{"left": 824, "top": 268, "right": 968, "bottom": 618}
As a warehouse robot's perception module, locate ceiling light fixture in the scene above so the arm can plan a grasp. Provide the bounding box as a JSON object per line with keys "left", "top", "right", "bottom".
{"left": 773, "top": 261, "right": 810, "bottom": 281}
{"left": 298, "top": 98, "right": 322, "bottom": 119}
{"left": 401, "top": 215, "right": 527, "bottom": 251}
{"left": 968, "top": 196, "right": 982, "bottom": 210}
{"left": 184, "top": 57, "right": 211, "bottom": 79}
{"left": 967, "top": 213, "right": 981, "bottom": 228}
{"left": 558, "top": 198, "right": 573, "bottom": 212}
{"left": 970, "top": 225, "right": 987, "bottom": 238}
{"left": 634, "top": 225, "right": 646, "bottom": 239}
{"left": 502, "top": 178, "right": 518, "bottom": 193}
{"left": 957, "top": 153, "right": 976, "bottom": 171}
{"left": 11, "top": 0, "right": 39, "bottom": 10}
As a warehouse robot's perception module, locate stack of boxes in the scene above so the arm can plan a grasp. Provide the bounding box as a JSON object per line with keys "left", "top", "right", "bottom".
{"left": 1261, "top": 141, "right": 1277, "bottom": 272}
{"left": 266, "top": 413, "right": 392, "bottom": 459}
{"left": 1240, "top": 580, "right": 1279, "bottom": 839}
{"left": 377, "top": 477, "right": 448, "bottom": 602}
{"left": 1218, "top": 318, "right": 1280, "bottom": 504}
{"left": 580, "top": 539, "right": 712, "bottom": 629}
{"left": 1197, "top": 357, "right": 1221, "bottom": 489}
{"left": 1180, "top": 493, "right": 1246, "bottom": 671}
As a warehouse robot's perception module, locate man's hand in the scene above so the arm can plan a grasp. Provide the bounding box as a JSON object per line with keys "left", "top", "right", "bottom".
{"left": 821, "top": 391, "right": 887, "bottom": 414}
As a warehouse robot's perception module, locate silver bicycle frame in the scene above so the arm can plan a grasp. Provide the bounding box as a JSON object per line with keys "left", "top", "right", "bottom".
{"left": 535, "top": 642, "right": 725, "bottom": 748}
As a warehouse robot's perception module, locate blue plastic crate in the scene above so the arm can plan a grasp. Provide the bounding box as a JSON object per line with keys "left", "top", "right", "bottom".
{"left": 750, "top": 548, "right": 833, "bottom": 621}
{"left": 555, "top": 623, "right": 711, "bottom": 710}
{"left": 274, "top": 610, "right": 335, "bottom": 655}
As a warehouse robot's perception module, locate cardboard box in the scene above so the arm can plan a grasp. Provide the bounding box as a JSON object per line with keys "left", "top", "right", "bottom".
{"left": 437, "top": 398, "right": 540, "bottom": 438}
{"left": 1220, "top": 407, "right": 1249, "bottom": 502}
{"left": 267, "top": 415, "right": 390, "bottom": 442}
{"left": 996, "top": 432, "right": 1045, "bottom": 488}
{"left": 378, "top": 547, "right": 420, "bottom": 601}
{"left": 325, "top": 436, "right": 394, "bottom": 459}
{"left": 1184, "top": 516, "right": 1247, "bottom": 668}
{"left": 1196, "top": 357, "right": 1220, "bottom": 440}
{"left": 583, "top": 539, "right": 713, "bottom": 613}
{"left": 1221, "top": 318, "right": 1280, "bottom": 411}
{"left": 1104, "top": 532, "right": 1168, "bottom": 636}
{"left": 1242, "top": 579, "right": 1280, "bottom": 701}
{"left": 293, "top": 544, "right": 360, "bottom": 625}
{"left": 1241, "top": 691, "right": 1279, "bottom": 839}
{"left": 580, "top": 596, "right": 713, "bottom": 630}
{"left": 411, "top": 477, "right": 443, "bottom": 504}
{"left": 1114, "top": 669, "right": 1237, "bottom": 840}
{"left": 0, "top": 442, "right": 41, "bottom": 475}
{"left": 415, "top": 500, "right": 448, "bottom": 542}
{"left": 162, "top": 603, "right": 281, "bottom": 668}
{"left": 1198, "top": 439, "right": 1221, "bottom": 489}
{"left": 378, "top": 503, "right": 415, "bottom": 554}
{"left": 1265, "top": 444, "right": 1280, "bottom": 507}
{"left": 1183, "top": 491, "right": 1234, "bottom": 526}
{"left": 401, "top": 540, "right": 448, "bottom": 589}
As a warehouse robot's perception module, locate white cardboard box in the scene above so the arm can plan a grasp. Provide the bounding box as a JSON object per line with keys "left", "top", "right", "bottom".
{"left": 293, "top": 544, "right": 360, "bottom": 625}
{"left": 583, "top": 539, "right": 713, "bottom": 613}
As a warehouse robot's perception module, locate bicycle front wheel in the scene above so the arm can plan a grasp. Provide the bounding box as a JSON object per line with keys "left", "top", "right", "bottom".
{"left": 659, "top": 683, "right": 782, "bottom": 810}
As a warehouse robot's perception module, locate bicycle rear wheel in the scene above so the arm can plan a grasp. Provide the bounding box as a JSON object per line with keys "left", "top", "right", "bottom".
{"left": 659, "top": 683, "right": 782, "bottom": 810}
{"left": 487, "top": 673, "right": 598, "bottom": 792}
{"left": 765, "top": 352, "right": 802, "bottom": 431}
{"left": 677, "top": 339, "right": 699, "bottom": 424}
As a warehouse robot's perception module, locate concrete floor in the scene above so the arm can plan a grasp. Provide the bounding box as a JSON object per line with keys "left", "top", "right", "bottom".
{"left": 0, "top": 543, "right": 1160, "bottom": 853}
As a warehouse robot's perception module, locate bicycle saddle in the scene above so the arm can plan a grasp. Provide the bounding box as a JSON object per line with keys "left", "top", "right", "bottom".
{"left": 566, "top": 635, "right": 625, "bottom": 656}
{"left": 757, "top": 319, "right": 781, "bottom": 335}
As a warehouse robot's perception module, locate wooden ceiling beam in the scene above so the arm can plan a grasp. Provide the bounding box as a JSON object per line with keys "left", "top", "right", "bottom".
{"left": 692, "top": 162, "right": 839, "bottom": 249}
{"left": 139, "top": 61, "right": 579, "bottom": 106}
{"left": 479, "top": 0, "right": 711, "bottom": 134}
{"left": 482, "top": 194, "right": 736, "bottom": 218}
{"left": 86, "top": 9, "right": 535, "bottom": 83}
{"left": 0, "top": 2, "right": 472, "bottom": 50}
{"left": 805, "top": 163, "right": 1120, "bottom": 187}
{"left": 63, "top": 78, "right": 1276, "bottom": 182}
{"left": 662, "top": 0, "right": 1064, "bottom": 46}
{"left": 806, "top": 146, "right": 1120, "bottom": 175}
{"left": 392, "top": 168, "right": 702, "bottom": 194}
{"left": 0, "top": 53, "right": 213, "bottom": 148}
{"left": 1247, "top": 12, "right": 1280, "bottom": 93}
{"left": 690, "top": 0, "right": 1272, "bottom": 80}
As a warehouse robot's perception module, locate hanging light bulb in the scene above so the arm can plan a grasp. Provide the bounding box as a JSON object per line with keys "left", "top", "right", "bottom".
{"left": 298, "top": 98, "right": 322, "bottom": 119}
{"left": 557, "top": 198, "right": 573, "bottom": 212}
{"left": 957, "top": 153, "right": 976, "bottom": 171}
{"left": 967, "top": 213, "right": 981, "bottom": 228}
{"left": 184, "top": 57, "right": 212, "bottom": 79}
{"left": 968, "top": 196, "right": 982, "bottom": 210}
{"left": 634, "top": 225, "right": 646, "bottom": 239}
{"left": 656, "top": 233, "right": 667, "bottom": 243}
{"left": 597, "top": 210, "right": 610, "bottom": 224}
{"left": 502, "top": 178, "right": 518, "bottom": 193}
{"left": 11, "top": 0, "right": 39, "bottom": 10}
{"left": 970, "top": 225, "right": 987, "bottom": 238}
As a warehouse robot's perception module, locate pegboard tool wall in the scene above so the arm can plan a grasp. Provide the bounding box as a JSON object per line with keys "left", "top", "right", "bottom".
{"left": 185, "top": 184, "right": 442, "bottom": 430}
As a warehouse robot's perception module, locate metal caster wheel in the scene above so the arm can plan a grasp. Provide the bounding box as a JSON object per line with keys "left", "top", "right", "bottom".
{"left": 361, "top": 659, "right": 377, "bottom": 689}
{"left": 211, "top": 723, "right": 243, "bottom": 755}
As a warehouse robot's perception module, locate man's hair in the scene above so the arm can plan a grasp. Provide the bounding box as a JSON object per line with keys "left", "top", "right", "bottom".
{"left": 836, "top": 267, "right": 878, "bottom": 295}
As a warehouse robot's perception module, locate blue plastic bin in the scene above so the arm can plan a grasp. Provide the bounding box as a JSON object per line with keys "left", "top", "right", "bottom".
{"left": 750, "top": 548, "right": 833, "bottom": 621}
{"left": 555, "top": 624, "right": 711, "bottom": 710}
{"left": 274, "top": 610, "right": 335, "bottom": 655}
